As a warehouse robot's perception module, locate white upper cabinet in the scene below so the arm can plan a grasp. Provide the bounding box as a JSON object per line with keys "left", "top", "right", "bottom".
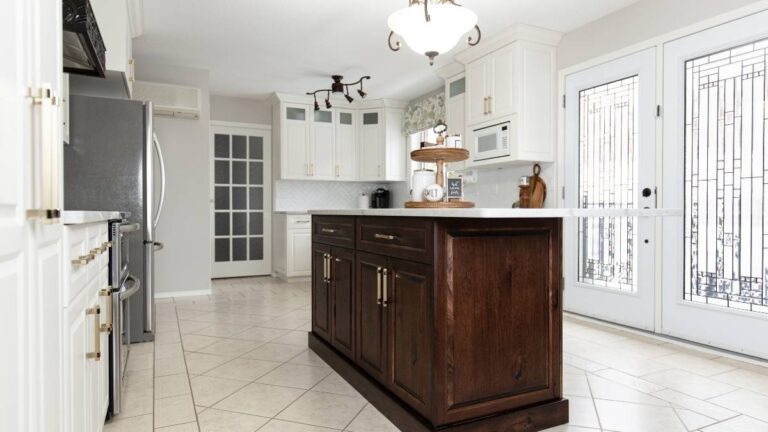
{"left": 335, "top": 109, "right": 357, "bottom": 180}
{"left": 311, "top": 109, "right": 336, "bottom": 179}
{"left": 272, "top": 94, "right": 405, "bottom": 182}
{"left": 466, "top": 58, "right": 491, "bottom": 126}
{"left": 445, "top": 74, "right": 467, "bottom": 171}
{"left": 466, "top": 45, "right": 516, "bottom": 126}
{"left": 90, "top": 0, "right": 138, "bottom": 96}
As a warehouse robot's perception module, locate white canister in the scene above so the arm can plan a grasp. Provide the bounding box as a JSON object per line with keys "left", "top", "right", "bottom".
{"left": 358, "top": 193, "right": 370, "bottom": 209}
{"left": 411, "top": 170, "right": 436, "bottom": 202}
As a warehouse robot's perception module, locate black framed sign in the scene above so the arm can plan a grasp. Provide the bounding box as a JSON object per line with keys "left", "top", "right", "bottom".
{"left": 446, "top": 177, "right": 463, "bottom": 200}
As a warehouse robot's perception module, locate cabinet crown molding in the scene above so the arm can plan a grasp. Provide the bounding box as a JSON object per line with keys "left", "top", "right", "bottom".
{"left": 435, "top": 62, "right": 465, "bottom": 80}
{"left": 127, "top": 0, "right": 144, "bottom": 37}
{"left": 270, "top": 92, "right": 406, "bottom": 109}
{"left": 452, "top": 23, "right": 562, "bottom": 65}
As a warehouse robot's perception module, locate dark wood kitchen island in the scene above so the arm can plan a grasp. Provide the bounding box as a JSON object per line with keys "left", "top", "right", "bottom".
{"left": 307, "top": 209, "right": 572, "bottom": 432}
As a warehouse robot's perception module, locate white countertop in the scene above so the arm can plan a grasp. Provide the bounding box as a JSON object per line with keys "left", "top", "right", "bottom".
{"left": 61, "top": 210, "right": 125, "bottom": 225}
{"left": 308, "top": 208, "right": 683, "bottom": 218}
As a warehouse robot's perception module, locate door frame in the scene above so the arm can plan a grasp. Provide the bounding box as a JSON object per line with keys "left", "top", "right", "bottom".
{"left": 563, "top": 47, "right": 658, "bottom": 331}
{"left": 209, "top": 121, "right": 272, "bottom": 278}
{"left": 661, "top": 9, "right": 768, "bottom": 359}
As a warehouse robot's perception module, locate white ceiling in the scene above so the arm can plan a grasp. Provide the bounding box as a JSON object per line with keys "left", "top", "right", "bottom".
{"left": 133, "top": 0, "right": 640, "bottom": 101}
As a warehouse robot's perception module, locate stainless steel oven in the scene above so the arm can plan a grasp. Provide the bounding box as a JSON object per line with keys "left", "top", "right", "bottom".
{"left": 108, "top": 219, "right": 141, "bottom": 416}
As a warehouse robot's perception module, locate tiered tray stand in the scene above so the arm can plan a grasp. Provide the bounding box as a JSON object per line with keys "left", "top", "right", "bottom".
{"left": 405, "top": 147, "right": 475, "bottom": 209}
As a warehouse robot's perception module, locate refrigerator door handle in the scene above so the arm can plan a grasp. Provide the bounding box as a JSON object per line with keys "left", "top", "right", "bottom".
{"left": 153, "top": 132, "right": 167, "bottom": 230}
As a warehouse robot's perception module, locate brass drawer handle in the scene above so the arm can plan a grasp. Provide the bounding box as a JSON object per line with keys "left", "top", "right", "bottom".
{"left": 374, "top": 233, "right": 396, "bottom": 241}
{"left": 321, "top": 228, "right": 337, "bottom": 234}
{"left": 382, "top": 268, "right": 389, "bottom": 307}
{"left": 71, "top": 253, "right": 95, "bottom": 266}
{"left": 90, "top": 246, "right": 103, "bottom": 255}
{"left": 102, "top": 241, "right": 112, "bottom": 249}
{"left": 100, "top": 288, "right": 113, "bottom": 333}
{"left": 86, "top": 305, "right": 101, "bottom": 360}
{"left": 376, "top": 267, "right": 382, "bottom": 305}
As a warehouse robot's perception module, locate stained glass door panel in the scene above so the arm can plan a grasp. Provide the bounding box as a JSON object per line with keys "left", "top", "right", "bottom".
{"left": 211, "top": 126, "right": 272, "bottom": 278}
{"left": 564, "top": 48, "right": 657, "bottom": 331}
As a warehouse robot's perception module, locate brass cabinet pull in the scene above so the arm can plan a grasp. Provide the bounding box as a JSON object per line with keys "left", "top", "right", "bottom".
{"left": 488, "top": 95, "right": 493, "bottom": 114}
{"left": 374, "top": 233, "right": 396, "bottom": 241}
{"left": 100, "top": 288, "right": 113, "bottom": 333}
{"left": 382, "top": 268, "right": 389, "bottom": 307}
{"left": 71, "top": 253, "right": 95, "bottom": 266}
{"left": 335, "top": 165, "right": 340, "bottom": 177}
{"left": 86, "top": 305, "right": 101, "bottom": 360}
{"left": 376, "top": 267, "right": 382, "bottom": 305}
{"left": 102, "top": 241, "right": 112, "bottom": 249}
{"left": 90, "top": 246, "right": 103, "bottom": 255}
{"left": 310, "top": 163, "right": 314, "bottom": 176}
{"left": 321, "top": 228, "right": 336, "bottom": 234}
{"left": 322, "top": 254, "right": 327, "bottom": 282}
{"left": 325, "top": 254, "right": 331, "bottom": 283}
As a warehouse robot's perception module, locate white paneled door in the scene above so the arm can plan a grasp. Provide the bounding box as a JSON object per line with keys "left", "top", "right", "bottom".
{"left": 211, "top": 125, "right": 272, "bottom": 278}
{"left": 564, "top": 48, "right": 658, "bottom": 331}
{"left": 663, "top": 10, "right": 768, "bottom": 359}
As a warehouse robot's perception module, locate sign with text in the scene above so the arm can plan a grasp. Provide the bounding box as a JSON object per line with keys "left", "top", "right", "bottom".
{"left": 446, "top": 178, "right": 463, "bottom": 199}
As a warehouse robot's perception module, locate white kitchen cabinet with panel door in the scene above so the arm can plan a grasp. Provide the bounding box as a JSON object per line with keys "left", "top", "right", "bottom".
{"left": 89, "top": 0, "right": 143, "bottom": 97}
{"left": 311, "top": 109, "right": 336, "bottom": 180}
{"left": 358, "top": 106, "right": 407, "bottom": 182}
{"left": 465, "top": 45, "right": 515, "bottom": 127}
{"left": 273, "top": 213, "right": 312, "bottom": 278}
{"left": 274, "top": 102, "right": 312, "bottom": 180}
{"left": 335, "top": 109, "right": 357, "bottom": 180}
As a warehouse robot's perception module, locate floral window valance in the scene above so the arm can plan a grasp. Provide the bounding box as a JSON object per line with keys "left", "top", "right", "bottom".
{"left": 403, "top": 90, "right": 445, "bottom": 136}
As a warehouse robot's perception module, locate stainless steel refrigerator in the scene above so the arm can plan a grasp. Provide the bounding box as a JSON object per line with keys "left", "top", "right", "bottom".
{"left": 64, "top": 95, "right": 165, "bottom": 343}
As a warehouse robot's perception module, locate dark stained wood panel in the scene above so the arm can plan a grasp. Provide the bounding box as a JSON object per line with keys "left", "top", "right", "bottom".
{"left": 387, "top": 258, "right": 432, "bottom": 417}
{"left": 357, "top": 217, "right": 433, "bottom": 263}
{"left": 313, "top": 216, "right": 355, "bottom": 248}
{"left": 356, "top": 251, "right": 388, "bottom": 384}
{"left": 331, "top": 247, "right": 355, "bottom": 359}
{"left": 312, "top": 243, "right": 332, "bottom": 341}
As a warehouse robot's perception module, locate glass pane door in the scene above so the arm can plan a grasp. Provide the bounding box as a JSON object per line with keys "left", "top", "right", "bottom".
{"left": 663, "top": 11, "right": 768, "bottom": 359}
{"left": 211, "top": 126, "right": 271, "bottom": 278}
{"left": 564, "top": 48, "right": 658, "bottom": 331}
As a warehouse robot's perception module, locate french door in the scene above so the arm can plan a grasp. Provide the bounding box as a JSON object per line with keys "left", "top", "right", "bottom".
{"left": 211, "top": 124, "right": 272, "bottom": 278}
{"left": 662, "top": 10, "right": 768, "bottom": 359}
{"left": 564, "top": 48, "right": 658, "bottom": 331}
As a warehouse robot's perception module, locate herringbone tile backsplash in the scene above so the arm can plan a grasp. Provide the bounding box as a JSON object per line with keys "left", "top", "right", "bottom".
{"left": 274, "top": 180, "right": 390, "bottom": 212}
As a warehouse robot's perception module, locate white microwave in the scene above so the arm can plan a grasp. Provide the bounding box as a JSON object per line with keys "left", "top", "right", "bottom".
{"left": 473, "top": 121, "right": 511, "bottom": 162}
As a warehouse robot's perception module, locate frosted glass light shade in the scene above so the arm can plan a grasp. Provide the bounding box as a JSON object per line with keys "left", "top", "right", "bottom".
{"left": 388, "top": 2, "right": 477, "bottom": 58}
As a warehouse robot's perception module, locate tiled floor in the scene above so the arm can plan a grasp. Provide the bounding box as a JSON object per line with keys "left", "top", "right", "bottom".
{"left": 104, "top": 276, "right": 768, "bottom": 432}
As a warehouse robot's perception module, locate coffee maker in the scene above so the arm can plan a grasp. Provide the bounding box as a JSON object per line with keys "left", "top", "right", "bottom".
{"left": 371, "top": 187, "right": 390, "bottom": 209}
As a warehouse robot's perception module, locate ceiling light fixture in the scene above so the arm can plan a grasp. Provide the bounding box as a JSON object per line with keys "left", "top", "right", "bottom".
{"left": 387, "top": 0, "right": 481, "bottom": 66}
{"left": 307, "top": 75, "right": 371, "bottom": 111}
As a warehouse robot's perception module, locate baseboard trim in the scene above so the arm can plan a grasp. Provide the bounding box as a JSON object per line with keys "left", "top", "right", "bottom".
{"left": 154, "top": 289, "right": 212, "bottom": 299}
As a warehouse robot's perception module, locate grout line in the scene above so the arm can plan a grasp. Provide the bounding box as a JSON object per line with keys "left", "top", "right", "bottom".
{"left": 167, "top": 301, "right": 202, "bottom": 432}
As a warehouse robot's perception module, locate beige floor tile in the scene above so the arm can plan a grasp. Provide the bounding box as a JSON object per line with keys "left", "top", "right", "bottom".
{"left": 205, "top": 357, "right": 282, "bottom": 381}
{"left": 193, "top": 323, "right": 251, "bottom": 338}
{"left": 541, "top": 426, "right": 600, "bottom": 432}
{"left": 712, "top": 368, "right": 768, "bottom": 397}
{"left": 288, "top": 349, "right": 329, "bottom": 367}
{"left": 197, "top": 408, "right": 269, "bottom": 432}
{"left": 594, "top": 399, "right": 687, "bottom": 432}
{"left": 272, "top": 330, "right": 310, "bottom": 346}
{"left": 156, "top": 319, "right": 179, "bottom": 333}
{"left": 154, "top": 394, "right": 197, "bottom": 428}
{"left": 117, "top": 387, "right": 153, "bottom": 418}
{"left": 257, "top": 419, "right": 340, "bottom": 432}
{"left": 197, "top": 338, "right": 262, "bottom": 357}
{"left": 701, "top": 415, "right": 768, "bottom": 431}
{"left": 565, "top": 396, "right": 600, "bottom": 429}
{"left": 179, "top": 320, "right": 214, "bottom": 334}
{"left": 181, "top": 334, "right": 221, "bottom": 352}
{"left": 651, "top": 388, "right": 736, "bottom": 420}
{"left": 156, "top": 331, "right": 182, "bottom": 344}
{"left": 256, "top": 363, "right": 331, "bottom": 389}
{"left": 190, "top": 375, "right": 250, "bottom": 407}
{"left": 212, "top": 382, "right": 305, "bottom": 417}
{"left": 259, "top": 317, "right": 309, "bottom": 330}
{"left": 155, "top": 342, "right": 184, "bottom": 360}
{"left": 155, "top": 422, "right": 199, "bottom": 432}
{"left": 126, "top": 351, "right": 154, "bottom": 372}
{"left": 155, "top": 355, "right": 188, "bottom": 377}
{"left": 642, "top": 368, "right": 737, "bottom": 399}
{"left": 714, "top": 357, "right": 768, "bottom": 376}
{"left": 312, "top": 373, "right": 361, "bottom": 397}
{"left": 229, "top": 326, "right": 290, "bottom": 343}
{"left": 155, "top": 373, "right": 191, "bottom": 399}
{"left": 131, "top": 341, "right": 155, "bottom": 354}
{"left": 346, "top": 404, "right": 399, "bottom": 432}
{"left": 276, "top": 390, "right": 366, "bottom": 429}
{"left": 184, "top": 352, "right": 234, "bottom": 375}
{"left": 103, "top": 414, "right": 153, "bottom": 432}
{"left": 563, "top": 353, "right": 608, "bottom": 373}
{"left": 125, "top": 368, "right": 154, "bottom": 391}
{"left": 709, "top": 389, "right": 768, "bottom": 422}
{"left": 657, "top": 351, "right": 737, "bottom": 376}
{"left": 673, "top": 408, "right": 720, "bottom": 430}
{"left": 586, "top": 375, "right": 668, "bottom": 406}
{"left": 592, "top": 368, "right": 665, "bottom": 394}
{"left": 563, "top": 373, "right": 591, "bottom": 398}
{"left": 241, "top": 342, "right": 307, "bottom": 362}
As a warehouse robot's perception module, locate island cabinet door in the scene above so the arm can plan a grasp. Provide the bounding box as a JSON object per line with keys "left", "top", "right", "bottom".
{"left": 330, "top": 247, "right": 355, "bottom": 359}
{"left": 312, "top": 243, "right": 332, "bottom": 341}
{"left": 386, "top": 258, "right": 433, "bottom": 418}
{"left": 355, "top": 252, "right": 388, "bottom": 384}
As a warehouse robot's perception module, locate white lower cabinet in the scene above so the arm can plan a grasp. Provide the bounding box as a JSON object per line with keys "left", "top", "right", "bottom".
{"left": 63, "top": 223, "right": 110, "bottom": 432}
{"left": 273, "top": 214, "right": 312, "bottom": 278}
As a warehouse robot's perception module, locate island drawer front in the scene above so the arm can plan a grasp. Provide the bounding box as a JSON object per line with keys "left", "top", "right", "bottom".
{"left": 356, "top": 217, "right": 433, "bottom": 263}
{"left": 313, "top": 216, "right": 355, "bottom": 248}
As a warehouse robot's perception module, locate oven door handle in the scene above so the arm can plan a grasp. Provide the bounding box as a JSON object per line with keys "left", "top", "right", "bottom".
{"left": 119, "top": 223, "right": 141, "bottom": 233}
{"left": 118, "top": 275, "right": 141, "bottom": 301}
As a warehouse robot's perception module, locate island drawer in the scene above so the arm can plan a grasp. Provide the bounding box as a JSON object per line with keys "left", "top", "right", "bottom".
{"left": 313, "top": 216, "right": 355, "bottom": 247}
{"left": 357, "top": 217, "right": 433, "bottom": 263}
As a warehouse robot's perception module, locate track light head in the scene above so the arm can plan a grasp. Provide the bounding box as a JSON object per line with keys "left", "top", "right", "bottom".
{"left": 345, "top": 94, "right": 354, "bottom": 103}
{"left": 325, "top": 99, "right": 332, "bottom": 109}
{"left": 357, "top": 88, "right": 367, "bottom": 98}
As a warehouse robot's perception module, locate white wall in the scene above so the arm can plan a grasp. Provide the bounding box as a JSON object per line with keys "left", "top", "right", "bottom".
{"left": 558, "top": 0, "right": 762, "bottom": 69}
{"left": 135, "top": 61, "right": 212, "bottom": 296}
{"left": 210, "top": 95, "right": 271, "bottom": 125}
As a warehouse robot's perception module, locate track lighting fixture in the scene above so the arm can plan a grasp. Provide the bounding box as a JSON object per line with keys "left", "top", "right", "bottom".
{"left": 307, "top": 75, "right": 371, "bottom": 110}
